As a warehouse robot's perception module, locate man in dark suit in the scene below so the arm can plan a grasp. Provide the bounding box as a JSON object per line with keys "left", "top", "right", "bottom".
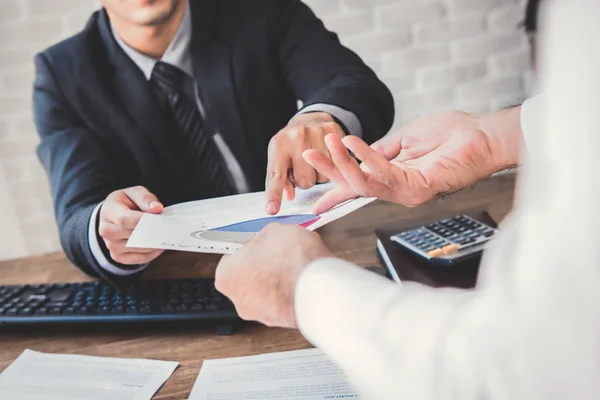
{"left": 33, "top": 0, "right": 394, "bottom": 282}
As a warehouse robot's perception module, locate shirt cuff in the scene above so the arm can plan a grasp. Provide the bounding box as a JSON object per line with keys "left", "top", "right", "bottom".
{"left": 520, "top": 95, "right": 544, "bottom": 150}
{"left": 295, "top": 257, "right": 399, "bottom": 351}
{"left": 88, "top": 202, "right": 149, "bottom": 277}
{"left": 294, "top": 103, "right": 363, "bottom": 138}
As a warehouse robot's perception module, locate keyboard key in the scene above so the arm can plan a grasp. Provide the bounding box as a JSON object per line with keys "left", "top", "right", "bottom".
{"left": 77, "top": 307, "right": 91, "bottom": 315}
{"left": 161, "top": 305, "right": 174, "bottom": 313}
{"left": 63, "top": 307, "right": 76, "bottom": 315}
{"left": 205, "top": 303, "right": 219, "bottom": 311}
{"left": 98, "top": 307, "right": 111, "bottom": 315}
{"left": 190, "top": 304, "right": 204, "bottom": 312}
{"left": 6, "top": 308, "right": 19, "bottom": 316}
{"left": 19, "top": 307, "right": 33, "bottom": 316}
{"left": 48, "top": 308, "right": 62, "bottom": 315}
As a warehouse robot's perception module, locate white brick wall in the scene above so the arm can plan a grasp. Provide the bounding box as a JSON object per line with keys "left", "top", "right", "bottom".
{"left": 0, "top": 0, "right": 532, "bottom": 260}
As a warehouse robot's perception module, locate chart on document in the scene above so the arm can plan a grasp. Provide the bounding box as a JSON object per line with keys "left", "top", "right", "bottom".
{"left": 127, "top": 183, "right": 375, "bottom": 254}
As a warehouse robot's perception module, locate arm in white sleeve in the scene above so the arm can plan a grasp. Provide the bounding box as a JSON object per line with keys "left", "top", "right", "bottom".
{"left": 293, "top": 104, "right": 363, "bottom": 137}
{"left": 88, "top": 203, "right": 149, "bottom": 276}
{"left": 520, "top": 95, "right": 544, "bottom": 149}
{"left": 295, "top": 2, "right": 600, "bottom": 398}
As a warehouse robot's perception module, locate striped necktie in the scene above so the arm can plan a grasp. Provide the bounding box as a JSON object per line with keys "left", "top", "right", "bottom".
{"left": 150, "top": 61, "right": 234, "bottom": 198}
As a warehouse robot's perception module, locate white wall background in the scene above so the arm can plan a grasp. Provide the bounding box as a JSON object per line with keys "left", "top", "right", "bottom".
{"left": 0, "top": 0, "right": 532, "bottom": 260}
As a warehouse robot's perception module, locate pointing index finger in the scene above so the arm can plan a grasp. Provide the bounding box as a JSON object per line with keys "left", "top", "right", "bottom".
{"left": 265, "top": 142, "right": 292, "bottom": 215}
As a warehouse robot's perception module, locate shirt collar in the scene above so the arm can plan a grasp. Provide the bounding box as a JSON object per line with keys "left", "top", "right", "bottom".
{"left": 111, "top": 0, "right": 193, "bottom": 80}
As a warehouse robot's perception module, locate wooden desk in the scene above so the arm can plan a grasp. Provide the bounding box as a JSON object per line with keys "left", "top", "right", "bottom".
{"left": 0, "top": 174, "right": 515, "bottom": 399}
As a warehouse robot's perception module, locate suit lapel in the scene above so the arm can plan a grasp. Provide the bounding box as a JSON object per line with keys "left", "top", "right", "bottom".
{"left": 188, "top": 0, "right": 263, "bottom": 191}
{"left": 97, "top": 10, "right": 192, "bottom": 194}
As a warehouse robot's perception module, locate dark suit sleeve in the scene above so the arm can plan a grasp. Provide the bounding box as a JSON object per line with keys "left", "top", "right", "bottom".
{"left": 33, "top": 53, "right": 143, "bottom": 284}
{"left": 275, "top": 0, "right": 395, "bottom": 143}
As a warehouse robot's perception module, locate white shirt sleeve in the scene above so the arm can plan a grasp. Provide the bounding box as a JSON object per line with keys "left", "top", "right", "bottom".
{"left": 295, "top": 2, "right": 600, "bottom": 398}
{"left": 88, "top": 203, "right": 149, "bottom": 277}
{"left": 520, "top": 94, "right": 544, "bottom": 149}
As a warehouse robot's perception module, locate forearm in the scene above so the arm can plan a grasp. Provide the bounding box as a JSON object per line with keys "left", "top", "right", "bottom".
{"left": 295, "top": 259, "right": 478, "bottom": 399}
{"left": 277, "top": 0, "right": 394, "bottom": 144}
{"left": 478, "top": 96, "right": 544, "bottom": 172}
{"left": 58, "top": 203, "right": 107, "bottom": 279}
{"left": 478, "top": 105, "right": 524, "bottom": 172}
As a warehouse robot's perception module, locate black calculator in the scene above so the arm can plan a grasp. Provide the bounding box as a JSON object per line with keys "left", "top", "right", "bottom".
{"left": 390, "top": 214, "right": 497, "bottom": 265}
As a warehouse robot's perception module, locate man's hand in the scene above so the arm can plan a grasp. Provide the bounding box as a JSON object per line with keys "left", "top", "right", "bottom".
{"left": 215, "top": 223, "right": 333, "bottom": 328}
{"left": 98, "top": 186, "right": 165, "bottom": 265}
{"left": 265, "top": 112, "right": 346, "bottom": 215}
{"left": 304, "top": 107, "right": 523, "bottom": 213}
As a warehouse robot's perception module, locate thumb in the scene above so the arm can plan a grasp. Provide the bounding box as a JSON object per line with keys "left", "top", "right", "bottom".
{"left": 123, "top": 186, "right": 163, "bottom": 213}
{"left": 313, "top": 186, "right": 359, "bottom": 215}
{"left": 371, "top": 131, "right": 404, "bottom": 160}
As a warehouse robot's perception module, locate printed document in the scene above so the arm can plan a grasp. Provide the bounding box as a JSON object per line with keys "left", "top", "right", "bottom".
{"left": 189, "top": 348, "right": 360, "bottom": 400}
{"left": 0, "top": 350, "right": 178, "bottom": 400}
{"left": 127, "top": 183, "right": 375, "bottom": 254}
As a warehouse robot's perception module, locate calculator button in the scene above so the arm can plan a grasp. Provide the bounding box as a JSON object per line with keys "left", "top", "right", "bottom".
{"left": 427, "top": 248, "right": 444, "bottom": 258}
{"left": 442, "top": 244, "right": 459, "bottom": 255}
{"left": 457, "top": 238, "right": 476, "bottom": 245}
{"left": 447, "top": 235, "right": 461, "bottom": 242}
{"left": 482, "top": 230, "right": 495, "bottom": 237}
{"left": 437, "top": 230, "right": 453, "bottom": 238}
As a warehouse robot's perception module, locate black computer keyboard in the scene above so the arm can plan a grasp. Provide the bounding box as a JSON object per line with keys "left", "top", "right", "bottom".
{"left": 0, "top": 279, "right": 238, "bottom": 332}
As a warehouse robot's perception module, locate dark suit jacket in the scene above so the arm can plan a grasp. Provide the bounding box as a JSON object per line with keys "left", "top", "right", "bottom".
{"left": 33, "top": 0, "right": 394, "bottom": 282}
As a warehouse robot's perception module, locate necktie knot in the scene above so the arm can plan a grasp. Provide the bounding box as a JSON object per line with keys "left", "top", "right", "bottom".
{"left": 151, "top": 61, "right": 186, "bottom": 95}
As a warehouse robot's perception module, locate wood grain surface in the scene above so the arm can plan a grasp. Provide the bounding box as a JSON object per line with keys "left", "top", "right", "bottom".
{"left": 0, "top": 174, "right": 516, "bottom": 399}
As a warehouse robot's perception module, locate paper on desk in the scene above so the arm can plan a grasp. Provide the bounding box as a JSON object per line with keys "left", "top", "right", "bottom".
{"left": 189, "top": 348, "right": 360, "bottom": 400}
{"left": 0, "top": 349, "right": 178, "bottom": 400}
{"left": 127, "top": 183, "right": 375, "bottom": 254}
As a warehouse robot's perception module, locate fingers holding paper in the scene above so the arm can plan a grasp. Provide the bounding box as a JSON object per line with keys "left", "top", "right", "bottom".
{"left": 99, "top": 186, "right": 165, "bottom": 265}
{"left": 215, "top": 223, "right": 333, "bottom": 328}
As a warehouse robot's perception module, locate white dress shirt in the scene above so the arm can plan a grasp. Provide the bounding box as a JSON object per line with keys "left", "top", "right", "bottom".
{"left": 90, "top": 0, "right": 362, "bottom": 275}
{"left": 295, "top": 2, "right": 600, "bottom": 399}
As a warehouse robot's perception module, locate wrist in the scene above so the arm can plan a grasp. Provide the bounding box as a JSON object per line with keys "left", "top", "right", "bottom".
{"left": 285, "top": 247, "right": 334, "bottom": 327}
{"left": 289, "top": 111, "right": 334, "bottom": 126}
{"left": 478, "top": 106, "right": 523, "bottom": 171}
